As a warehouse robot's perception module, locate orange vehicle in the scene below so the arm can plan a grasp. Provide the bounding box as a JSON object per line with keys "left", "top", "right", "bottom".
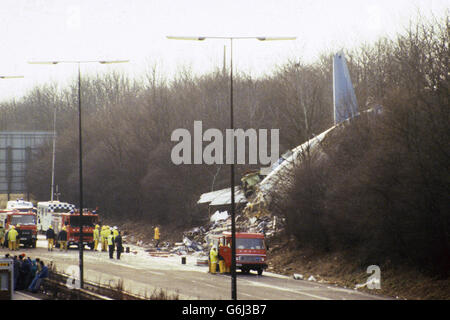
{"left": 0, "top": 210, "right": 38, "bottom": 248}
{"left": 216, "top": 232, "right": 268, "bottom": 276}
{"left": 52, "top": 210, "right": 99, "bottom": 250}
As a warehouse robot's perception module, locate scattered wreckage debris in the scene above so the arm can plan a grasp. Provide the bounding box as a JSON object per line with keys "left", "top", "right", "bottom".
{"left": 293, "top": 273, "right": 304, "bottom": 280}
{"left": 118, "top": 173, "right": 285, "bottom": 270}
{"left": 241, "top": 170, "right": 266, "bottom": 198}
{"left": 196, "top": 257, "right": 209, "bottom": 266}
{"left": 128, "top": 208, "right": 285, "bottom": 266}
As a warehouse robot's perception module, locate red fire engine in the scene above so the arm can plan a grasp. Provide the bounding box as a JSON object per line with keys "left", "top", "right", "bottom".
{"left": 52, "top": 210, "right": 99, "bottom": 250}
{"left": 216, "top": 232, "right": 268, "bottom": 276}
{"left": 0, "top": 210, "right": 38, "bottom": 248}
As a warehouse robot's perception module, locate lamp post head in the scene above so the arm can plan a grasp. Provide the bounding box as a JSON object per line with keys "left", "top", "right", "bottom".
{"left": 166, "top": 36, "right": 206, "bottom": 41}
{"left": 28, "top": 61, "right": 59, "bottom": 65}
{"left": 98, "top": 60, "right": 130, "bottom": 64}
{"left": 257, "top": 36, "right": 297, "bottom": 41}
{"left": 0, "top": 75, "right": 24, "bottom": 79}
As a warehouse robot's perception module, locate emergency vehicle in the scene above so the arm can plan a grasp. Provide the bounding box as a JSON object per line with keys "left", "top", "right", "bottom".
{"left": 52, "top": 210, "right": 99, "bottom": 250}
{"left": 213, "top": 232, "right": 268, "bottom": 275}
{"left": 1, "top": 199, "right": 38, "bottom": 248}
{"left": 37, "top": 201, "right": 76, "bottom": 232}
{"left": 6, "top": 199, "right": 34, "bottom": 212}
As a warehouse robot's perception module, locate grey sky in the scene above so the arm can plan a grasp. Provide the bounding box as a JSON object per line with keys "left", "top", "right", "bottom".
{"left": 0, "top": 0, "right": 447, "bottom": 102}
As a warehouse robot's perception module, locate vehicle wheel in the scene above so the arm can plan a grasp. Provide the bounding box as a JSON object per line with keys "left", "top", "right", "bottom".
{"left": 241, "top": 268, "right": 250, "bottom": 274}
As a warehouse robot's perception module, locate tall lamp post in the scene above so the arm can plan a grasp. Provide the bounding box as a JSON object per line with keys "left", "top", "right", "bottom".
{"left": 28, "top": 60, "right": 128, "bottom": 288}
{"left": 167, "top": 35, "right": 295, "bottom": 300}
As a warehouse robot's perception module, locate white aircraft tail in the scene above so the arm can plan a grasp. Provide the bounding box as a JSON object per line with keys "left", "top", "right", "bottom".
{"left": 333, "top": 52, "right": 358, "bottom": 124}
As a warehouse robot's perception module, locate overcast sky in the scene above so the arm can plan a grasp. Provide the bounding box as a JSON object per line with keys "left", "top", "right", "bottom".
{"left": 0, "top": 0, "right": 448, "bottom": 102}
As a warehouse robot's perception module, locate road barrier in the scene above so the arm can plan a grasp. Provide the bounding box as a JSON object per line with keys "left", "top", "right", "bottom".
{"left": 42, "top": 271, "right": 145, "bottom": 300}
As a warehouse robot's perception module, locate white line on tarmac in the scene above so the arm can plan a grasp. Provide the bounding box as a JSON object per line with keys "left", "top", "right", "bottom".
{"left": 239, "top": 292, "right": 268, "bottom": 300}
{"left": 241, "top": 279, "right": 332, "bottom": 300}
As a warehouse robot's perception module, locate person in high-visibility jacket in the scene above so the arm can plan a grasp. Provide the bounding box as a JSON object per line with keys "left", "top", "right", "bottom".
{"left": 8, "top": 226, "right": 19, "bottom": 251}
{"left": 100, "top": 226, "right": 108, "bottom": 252}
{"left": 93, "top": 225, "right": 100, "bottom": 251}
{"left": 99, "top": 226, "right": 104, "bottom": 251}
{"left": 209, "top": 246, "right": 218, "bottom": 274}
{"left": 218, "top": 244, "right": 226, "bottom": 274}
{"left": 154, "top": 226, "right": 160, "bottom": 248}
{"left": 105, "top": 226, "right": 111, "bottom": 250}
{"left": 107, "top": 231, "right": 115, "bottom": 259}
{"left": 112, "top": 226, "right": 119, "bottom": 239}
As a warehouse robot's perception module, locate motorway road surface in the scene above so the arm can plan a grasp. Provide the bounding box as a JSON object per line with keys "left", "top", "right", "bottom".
{"left": 3, "top": 235, "right": 388, "bottom": 300}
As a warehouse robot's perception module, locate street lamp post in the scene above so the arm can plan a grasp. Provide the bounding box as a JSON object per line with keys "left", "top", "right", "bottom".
{"left": 167, "top": 35, "right": 295, "bottom": 300}
{"left": 28, "top": 60, "right": 128, "bottom": 288}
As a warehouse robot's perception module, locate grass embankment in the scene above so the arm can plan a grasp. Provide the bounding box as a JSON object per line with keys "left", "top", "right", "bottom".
{"left": 266, "top": 234, "right": 450, "bottom": 300}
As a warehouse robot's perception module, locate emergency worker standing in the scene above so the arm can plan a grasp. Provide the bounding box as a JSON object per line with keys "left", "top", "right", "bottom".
{"left": 101, "top": 226, "right": 107, "bottom": 251}
{"left": 58, "top": 226, "right": 68, "bottom": 251}
{"left": 93, "top": 225, "right": 100, "bottom": 251}
{"left": 209, "top": 246, "right": 218, "bottom": 274}
{"left": 8, "top": 226, "right": 19, "bottom": 251}
{"left": 46, "top": 225, "right": 55, "bottom": 251}
{"left": 103, "top": 226, "right": 110, "bottom": 251}
{"left": 218, "top": 243, "right": 226, "bottom": 274}
{"left": 107, "top": 231, "right": 115, "bottom": 259}
{"left": 100, "top": 226, "right": 107, "bottom": 251}
{"left": 154, "top": 226, "right": 160, "bottom": 248}
{"left": 115, "top": 231, "right": 123, "bottom": 260}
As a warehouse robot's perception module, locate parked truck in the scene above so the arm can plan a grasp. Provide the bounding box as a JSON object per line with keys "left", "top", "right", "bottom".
{"left": 0, "top": 210, "right": 38, "bottom": 248}
{"left": 36, "top": 201, "right": 76, "bottom": 233}
{"left": 213, "top": 231, "right": 268, "bottom": 275}
{"left": 52, "top": 210, "right": 99, "bottom": 250}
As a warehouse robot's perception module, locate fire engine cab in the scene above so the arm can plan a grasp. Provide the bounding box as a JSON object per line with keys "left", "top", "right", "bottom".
{"left": 52, "top": 210, "right": 99, "bottom": 250}
{"left": 215, "top": 232, "right": 268, "bottom": 276}
{"left": 0, "top": 200, "right": 38, "bottom": 248}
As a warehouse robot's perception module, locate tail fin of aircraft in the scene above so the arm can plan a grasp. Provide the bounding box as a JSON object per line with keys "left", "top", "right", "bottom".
{"left": 333, "top": 52, "right": 358, "bottom": 124}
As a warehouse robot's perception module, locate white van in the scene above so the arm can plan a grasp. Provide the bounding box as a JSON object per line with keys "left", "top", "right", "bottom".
{"left": 37, "top": 201, "right": 75, "bottom": 232}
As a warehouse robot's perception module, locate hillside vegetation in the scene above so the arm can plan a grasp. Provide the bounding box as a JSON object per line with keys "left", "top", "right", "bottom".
{"left": 272, "top": 16, "right": 449, "bottom": 277}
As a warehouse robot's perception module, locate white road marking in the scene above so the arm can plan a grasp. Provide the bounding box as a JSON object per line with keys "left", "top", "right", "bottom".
{"left": 241, "top": 279, "right": 332, "bottom": 300}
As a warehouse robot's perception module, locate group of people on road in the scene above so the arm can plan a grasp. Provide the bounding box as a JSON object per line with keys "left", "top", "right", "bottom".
{"left": 0, "top": 225, "right": 21, "bottom": 251}
{"left": 45, "top": 225, "right": 68, "bottom": 251}
{"left": 44, "top": 224, "right": 123, "bottom": 259}
{"left": 3, "top": 253, "right": 49, "bottom": 293}
{"left": 93, "top": 225, "right": 123, "bottom": 259}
